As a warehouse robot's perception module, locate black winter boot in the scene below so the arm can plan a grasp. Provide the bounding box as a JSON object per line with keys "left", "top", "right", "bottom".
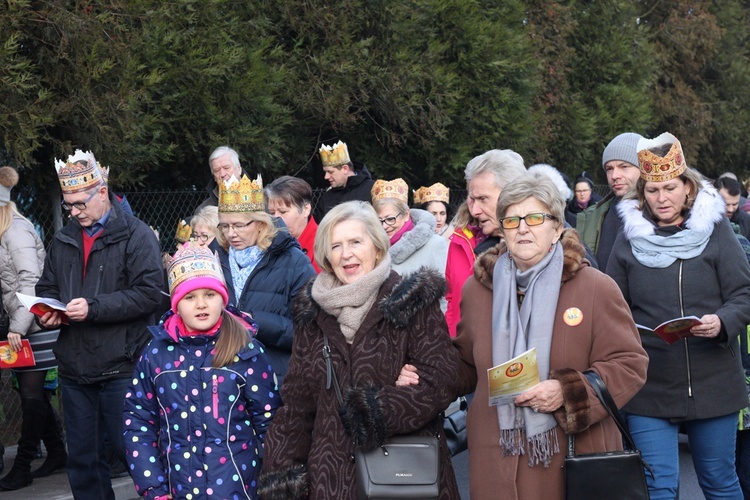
{"left": 31, "top": 401, "right": 67, "bottom": 478}
{"left": 0, "top": 399, "right": 46, "bottom": 490}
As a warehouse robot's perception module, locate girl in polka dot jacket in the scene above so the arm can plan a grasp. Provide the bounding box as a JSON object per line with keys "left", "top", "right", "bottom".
{"left": 123, "top": 242, "right": 280, "bottom": 499}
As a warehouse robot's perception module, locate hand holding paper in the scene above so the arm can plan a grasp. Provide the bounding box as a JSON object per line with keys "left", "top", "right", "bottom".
{"left": 15, "top": 292, "right": 70, "bottom": 325}
{"left": 487, "top": 348, "right": 540, "bottom": 407}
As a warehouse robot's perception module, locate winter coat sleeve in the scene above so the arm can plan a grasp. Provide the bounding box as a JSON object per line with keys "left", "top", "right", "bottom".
{"left": 36, "top": 240, "right": 63, "bottom": 302}
{"left": 242, "top": 347, "right": 281, "bottom": 446}
{"left": 123, "top": 341, "right": 170, "bottom": 500}
{"left": 262, "top": 324, "right": 318, "bottom": 469}
{"left": 453, "top": 278, "right": 481, "bottom": 397}
{"left": 4, "top": 222, "right": 43, "bottom": 335}
{"left": 551, "top": 270, "right": 648, "bottom": 434}
{"left": 710, "top": 218, "right": 750, "bottom": 347}
{"left": 86, "top": 222, "right": 164, "bottom": 323}
{"left": 369, "top": 300, "right": 460, "bottom": 436}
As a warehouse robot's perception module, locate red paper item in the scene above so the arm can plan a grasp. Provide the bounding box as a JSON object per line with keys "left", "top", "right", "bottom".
{"left": 0, "top": 340, "right": 36, "bottom": 368}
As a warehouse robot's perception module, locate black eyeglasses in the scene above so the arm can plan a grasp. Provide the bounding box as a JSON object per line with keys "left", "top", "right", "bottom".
{"left": 379, "top": 213, "right": 402, "bottom": 226}
{"left": 499, "top": 213, "right": 557, "bottom": 230}
{"left": 191, "top": 233, "right": 212, "bottom": 242}
{"left": 61, "top": 190, "right": 98, "bottom": 212}
{"left": 217, "top": 221, "right": 255, "bottom": 232}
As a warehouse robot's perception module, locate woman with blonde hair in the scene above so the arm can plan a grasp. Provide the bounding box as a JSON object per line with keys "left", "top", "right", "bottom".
{"left": 258, "top": 201, "right": 460, "bottom": 499}
{"left": 215, "top": 175, "right": 316, "bottom": 384}
{"left": 0, "top": 167, "right": 66, "bottom": 490}
{"left": 190, "top": 205, "right": 218, "bottom": 248}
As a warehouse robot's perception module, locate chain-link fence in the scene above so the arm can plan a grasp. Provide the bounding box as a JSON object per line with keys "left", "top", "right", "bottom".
{"left": 1, "top": 184, "right": 610, "bottom": 447}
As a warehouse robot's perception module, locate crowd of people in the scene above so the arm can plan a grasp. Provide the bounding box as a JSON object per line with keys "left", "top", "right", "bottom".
{"left": 0, "top": 131, "right": 749, "bottom": 500}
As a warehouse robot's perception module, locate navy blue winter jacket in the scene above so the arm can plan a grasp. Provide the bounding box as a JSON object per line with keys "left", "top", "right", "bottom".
{"left": 215, "top": 228, "right": 316, "bottom": 383}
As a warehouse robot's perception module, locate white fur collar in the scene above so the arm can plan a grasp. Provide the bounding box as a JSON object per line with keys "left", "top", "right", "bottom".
{"left": 617, "top": 181, "right": 725, "bottom": 240}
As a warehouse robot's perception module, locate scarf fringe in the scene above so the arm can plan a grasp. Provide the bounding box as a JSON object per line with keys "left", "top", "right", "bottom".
{"left": 500, "top": 426, "right": 559, "bottom": 468}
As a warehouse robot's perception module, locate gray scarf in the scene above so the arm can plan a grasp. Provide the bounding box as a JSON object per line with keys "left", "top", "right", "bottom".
{"left": 491, "top": 243, "right": 563, "bottom": 467}
{"left": 311, "top": 254, "right": 392, "bottom": 343}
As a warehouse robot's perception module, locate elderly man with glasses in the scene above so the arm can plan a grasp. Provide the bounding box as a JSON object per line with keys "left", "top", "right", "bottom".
{"left": 35, "top": 150, "right": 164, "bottom": 500}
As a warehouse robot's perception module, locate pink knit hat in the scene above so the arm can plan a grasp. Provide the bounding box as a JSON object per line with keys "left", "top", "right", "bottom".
{"left": 167, "top": 242, "right": 229, "bottom": 312}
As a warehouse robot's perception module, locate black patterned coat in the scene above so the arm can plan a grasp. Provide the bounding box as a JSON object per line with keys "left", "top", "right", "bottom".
{"left": 259, "top": 269, "right": 460, "bottom": 499}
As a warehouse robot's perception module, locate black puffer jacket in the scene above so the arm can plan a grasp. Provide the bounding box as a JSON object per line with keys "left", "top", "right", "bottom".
{"left": 36, "top": 195, "right": 164, "bottom": 384}
{"left": 312, "top": 162, "right": 376, "bottom": 223}
{"left": 216, "top": 228, "right": 316, "bottom": 383}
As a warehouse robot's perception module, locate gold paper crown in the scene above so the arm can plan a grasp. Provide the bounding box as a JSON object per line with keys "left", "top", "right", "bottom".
{"left": 175, "top": 219, "right": 192, "bottom": 243}
{"left": 371, "top": 178, "right": 409, "bottom": 204}
{"left": 319, "top": 141, "right": 351, "bottom": 168}
{"left": 167, "top": 241, "right": 225, "bottom": 294}
{"left": 54, "top": 150, "right": 105, "bottom": 194}
{"left": 413, "top": 183, "right": 449, "bottom": 205}
{"left": 218, "top": 174, "right": 264, "bottom": 213}
{"left": 637, "top": 133, "right": 686, "bottom": 183}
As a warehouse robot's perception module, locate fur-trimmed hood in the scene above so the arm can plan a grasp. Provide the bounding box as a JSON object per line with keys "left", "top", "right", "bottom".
{"left": 472, "top": 228, "right": 587, "bottom": 290}
{"left": 617, "top": 180, "right": 724, "bottom": 240}
{"left": 389, "top": 208, "right": 437, "bottom": 264}
{"left": 294, "top": 268, "right": 447, "bottom": 329}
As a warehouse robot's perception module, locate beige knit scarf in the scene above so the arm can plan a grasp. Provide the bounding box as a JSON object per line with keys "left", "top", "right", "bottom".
{"left": 311, "top": 254, "right": 392, "bottom": 343}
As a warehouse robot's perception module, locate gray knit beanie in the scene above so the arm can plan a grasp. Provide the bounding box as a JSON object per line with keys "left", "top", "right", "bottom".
{"left": 602, "top": 132, "right": 643, "bottom": 168}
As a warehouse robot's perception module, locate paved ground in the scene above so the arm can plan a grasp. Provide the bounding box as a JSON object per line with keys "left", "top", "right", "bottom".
{"left": 0, "top": 434, "right": 707, "bottom": 499}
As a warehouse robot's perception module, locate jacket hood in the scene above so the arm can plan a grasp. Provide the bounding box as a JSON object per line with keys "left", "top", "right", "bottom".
{"left": 294, "top": 268, "right": 447, "bottom": 329}
{"left": 472, "top": 228, "right": 587, "bottom": 290}
{"left": 616, "top": 181, "right": 724, "bottom": 241}
{"left": 389, "top": 209, "right": 437, "bottom": 264}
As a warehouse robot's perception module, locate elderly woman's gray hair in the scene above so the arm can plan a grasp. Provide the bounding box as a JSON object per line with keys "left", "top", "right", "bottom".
{"left": 495, "top": 173, "right": 566, "bottom": 227}
{"left": 314, "top": 201, "right": 390, "bottom": 274}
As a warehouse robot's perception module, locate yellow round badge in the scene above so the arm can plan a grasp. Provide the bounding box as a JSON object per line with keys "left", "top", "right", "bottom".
{"left": 563, "top": 307, "right": 583, "bottom": 327}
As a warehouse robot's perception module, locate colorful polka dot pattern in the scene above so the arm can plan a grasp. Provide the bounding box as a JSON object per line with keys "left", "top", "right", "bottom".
{"left": 123, "top": 314, "right": 279, "bottom": 499}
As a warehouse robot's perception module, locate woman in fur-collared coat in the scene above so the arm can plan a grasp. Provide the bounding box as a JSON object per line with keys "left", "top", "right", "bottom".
{"left": 452, "top": 173, "right": 648, "bottom": 500}
{"left": 258, "top": 201, "right": 460, "bottom": 500}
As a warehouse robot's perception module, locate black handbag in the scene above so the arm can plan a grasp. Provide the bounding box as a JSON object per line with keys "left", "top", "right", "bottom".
{"left": 565, "top": 371, "right": 652, "bottom": 500}
{"left": 322, "top": 334, "right": 440, "bottom": 500}
{"left": 442, "top": 396, "right": 468, "bottom": 456}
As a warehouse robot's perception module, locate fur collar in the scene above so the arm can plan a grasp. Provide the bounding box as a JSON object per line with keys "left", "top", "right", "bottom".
{"left": 472, "top": 229, "right": 586, "bottom": 290}
{"left": 617, "top": 181, "right": 725, "bottom": 240}
{"left": 389, "top": 209, "right": 437, "bottom": 264}
{"left": 294, "top": 268, "right": 447, "bottom": 329}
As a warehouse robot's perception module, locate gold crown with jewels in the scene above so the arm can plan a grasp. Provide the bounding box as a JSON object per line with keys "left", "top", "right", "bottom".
{"left": 218, "top": 174, "right": 264, "bottom": 213}
{"left": 319, "top": 141, "right": 351, "bottom": 168}
{"left": 54, "top": 150, "right": 105, "bottom": 194}
{"left": 637, "top": 132, "right": 686, "bottom": 183}
{"left": 413, "top": 183, "right": 449, "bottom": 205}
{"left": 371, "top": 178, "right": 409, "bottom": 204}
{"left": 167, "top": 241, "right": 225, "bottom": 294}
{"left": 174, "top": 219, "right": 192, "bottom": 243}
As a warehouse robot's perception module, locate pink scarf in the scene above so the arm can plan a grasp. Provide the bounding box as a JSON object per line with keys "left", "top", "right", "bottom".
{"left": 389, "top": 219, "right": 414, "bottom": 245}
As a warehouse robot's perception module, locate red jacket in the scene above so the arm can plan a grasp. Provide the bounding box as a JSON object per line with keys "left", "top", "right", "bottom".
{"left": 298, "top": 218, "right": 320, "bottom": 273}
{"left": 445, "top": 227, "right": 477, "bottom": 337}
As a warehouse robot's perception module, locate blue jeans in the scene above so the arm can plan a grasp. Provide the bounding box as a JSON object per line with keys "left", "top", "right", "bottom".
{"left": 624, "top": 412, "right": 743, "bottom": 500}
{"left": 60, "top": 376, "right": 131, "bottom": 500}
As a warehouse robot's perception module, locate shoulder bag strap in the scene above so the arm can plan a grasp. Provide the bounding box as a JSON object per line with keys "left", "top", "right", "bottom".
{"left": 322, "top": 334, "right": 344, "bottom": 406}
{"left": 582, "top": 371, "right": 637, "bottom": 450}
{"left": 580, "top": 371, "right": 654, "bottom": 477}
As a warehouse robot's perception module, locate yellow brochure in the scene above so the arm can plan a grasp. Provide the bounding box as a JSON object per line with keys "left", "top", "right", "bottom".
{"left": 487, "top": 347, "right": 540, "bottom": 407}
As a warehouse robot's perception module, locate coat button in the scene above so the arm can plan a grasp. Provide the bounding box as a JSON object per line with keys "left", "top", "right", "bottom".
{"left": 349, "top": 454, "right": 355, "bottom": 462}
